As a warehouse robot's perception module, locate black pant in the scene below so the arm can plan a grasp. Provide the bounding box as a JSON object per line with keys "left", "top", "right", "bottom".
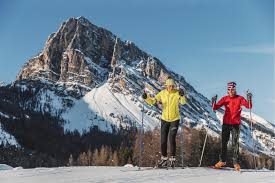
{"left": 161, "top": 119, "right": 180, "bottom": 157}
{"left": 220, "top": 124, "right": 240, "bottom": 164}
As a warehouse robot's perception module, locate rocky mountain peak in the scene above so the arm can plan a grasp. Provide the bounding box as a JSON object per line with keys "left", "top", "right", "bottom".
{"left": 16, "top": 17, "right": 168, "bottom": 91}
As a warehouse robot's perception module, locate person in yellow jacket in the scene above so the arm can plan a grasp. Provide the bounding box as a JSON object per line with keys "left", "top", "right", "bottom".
{"left": 142, "top": 77, "right": 186, "bottom": 168}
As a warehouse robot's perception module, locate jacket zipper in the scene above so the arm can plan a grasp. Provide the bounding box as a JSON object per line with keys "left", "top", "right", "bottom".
{"left": 167, "top": 91, "right": 170, "bottom": 121}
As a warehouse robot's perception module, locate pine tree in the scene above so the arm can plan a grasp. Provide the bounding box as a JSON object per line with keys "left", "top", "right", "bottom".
{"left": 108, "top": 150, "right": 119, "bottom": 166}
{"left": 87, "top": 149, "right": 93, "bottom": 166}
{"left": 93, "top": 148, "right": 100, "bottom": 166}
{"left": 101, "top": 146, "right": 109, "bottom": 165}
{"left": 77, "top": 152, "right": 88, "bottom": 166}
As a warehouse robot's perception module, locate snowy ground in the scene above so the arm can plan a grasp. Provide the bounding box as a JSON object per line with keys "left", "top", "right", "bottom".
{"left": 0, "top": 166, "right": 274, "bottom": 183}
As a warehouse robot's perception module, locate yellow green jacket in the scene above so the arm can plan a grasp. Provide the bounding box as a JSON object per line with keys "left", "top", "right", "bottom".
{"left": 145, "top": 89, "right": 186, "bottom": 122}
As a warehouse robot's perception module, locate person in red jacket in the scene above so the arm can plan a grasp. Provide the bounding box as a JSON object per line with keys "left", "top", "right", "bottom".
{"left": 212, "top": 82, "right": 252, "bottom": 171}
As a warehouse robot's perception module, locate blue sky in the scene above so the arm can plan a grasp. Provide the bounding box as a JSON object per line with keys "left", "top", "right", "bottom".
{"left": 0, "top": 0, "right": 274, "bottom": 122}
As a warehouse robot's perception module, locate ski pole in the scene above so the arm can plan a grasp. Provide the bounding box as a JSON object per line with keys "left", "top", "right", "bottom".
{"left": 178, "top": 85, "right": 185, "bottom": 168}
{"left": 199, "top": 96, "right": 216, "bottom": 167}
{"left": 138, "top": 94, "right": 145, "bottom": 170}
{"left": 180, "top": 114, "right": 184, "bottom": 168}
{"left": 247, "top": 90, "right": 256, "bottom": 169}
{"left": 249, "top": 108, "right": 257, "bottom": 169}
{"left": 199, "top": 112, "right": 210, "bottom": 167}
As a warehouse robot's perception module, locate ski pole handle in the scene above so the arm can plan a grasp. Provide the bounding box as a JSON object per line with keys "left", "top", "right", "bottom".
{"left": 246, "top": 90, "right": 252, "bottom": 102}
{"left": 142, "top": 90, "right": 147, "bottom": 99}
{"left": 211, "top": 95, "right": 217, "bottom": 110}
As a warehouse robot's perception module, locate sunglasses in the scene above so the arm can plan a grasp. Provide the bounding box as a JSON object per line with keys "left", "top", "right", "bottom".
{"left": 228, "top": 88, "right": 236, "bottom": 91}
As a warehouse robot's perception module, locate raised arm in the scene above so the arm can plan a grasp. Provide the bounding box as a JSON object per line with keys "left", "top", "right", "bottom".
{"left": 178, "top": 88, "right": 186, "bottom": 105}
{"left": 212, "top": 96, "right": 225, "bottom": 110}
{"left": 241, "top": 93, "right": 252, "bottom": 109}
{"left": 143, "top": 91, "right": 162, "bottom": 105}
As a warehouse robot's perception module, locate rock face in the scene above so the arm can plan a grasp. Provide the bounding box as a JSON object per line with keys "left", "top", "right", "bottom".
{"left": 16, "top": 17, "right": 166, "bottom": 88}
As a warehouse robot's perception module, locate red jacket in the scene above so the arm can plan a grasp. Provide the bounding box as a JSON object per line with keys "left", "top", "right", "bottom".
{"left": 213, "top": 95, "right": 252, "bottom": 125}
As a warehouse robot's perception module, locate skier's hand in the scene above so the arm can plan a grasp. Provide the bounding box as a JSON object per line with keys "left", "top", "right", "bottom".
{"left": 179, "top": 88, "right": 185, "bottom": 96}
{"left": 246, "top": 91, "right": 252, "bottom": 101}
{"left": 211, "top": 95, "right": 217, "bottom": 104}
{"left": 142, "top": 92, "right": 147, "bottom": 99}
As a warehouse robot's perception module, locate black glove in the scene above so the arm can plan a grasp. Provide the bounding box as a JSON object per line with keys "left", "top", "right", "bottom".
{"left": 142, "top": 92, "right": 147, "bottom": 99}
{"left": 211, "top": 95, "right": 217, "bottom": 104}
{"left": 247, "top": 91, "right": 252, "bottom": 101}
{"left": 179, "top": 88, "right": 185, "bottom": 96}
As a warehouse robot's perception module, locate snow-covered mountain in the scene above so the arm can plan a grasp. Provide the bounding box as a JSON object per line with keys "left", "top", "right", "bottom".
{"left": 1, "top": 16, "right": 274, "bottom": 158}
{"left": 0, "top": 81, "right": 6, "bottom": 87}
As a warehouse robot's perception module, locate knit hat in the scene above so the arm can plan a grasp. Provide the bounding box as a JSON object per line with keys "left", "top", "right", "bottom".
{"left": 165, "top": 78, "right": 175, "bottom": 86}
{"left": 227, "top": 82, "right": 236, "bottom": 90}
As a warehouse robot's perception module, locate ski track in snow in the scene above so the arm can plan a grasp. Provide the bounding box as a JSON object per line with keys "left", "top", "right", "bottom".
{"left": 0, "top": 166, "right": 274, "bottom": 183}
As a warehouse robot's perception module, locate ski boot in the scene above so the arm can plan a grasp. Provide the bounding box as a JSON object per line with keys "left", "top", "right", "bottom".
{"left": 169, "top": 156, "right": 176, "bottom": 169}
{"left": 234, "top": 163, "right": 241, "bottom": 171}
{"left": 214, "top": 161, "right": 226, "bottom": 169}
{"left": 156, "top": 156, "right": 168, "bottom": 168}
